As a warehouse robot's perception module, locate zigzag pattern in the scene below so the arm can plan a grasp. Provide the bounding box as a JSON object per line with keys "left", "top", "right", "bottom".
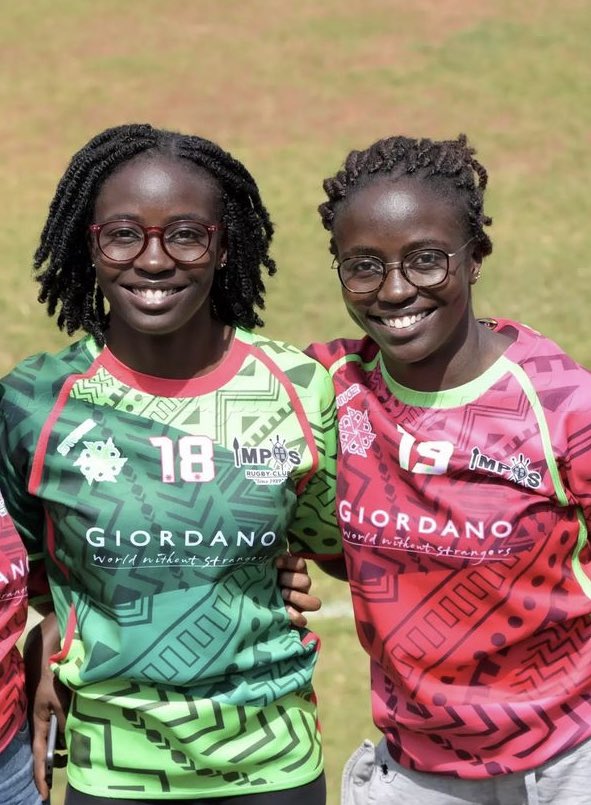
{"left": 322, "top": 324, "right": 591, "bottom": 773}
{"left": 0, "top": 335, "right": 337, "bottom": 794}
{"left": 0, "top": 508, "right": 28, "bottom": 746}
{"left": 69, "top": 686, "right": 321, "bottom": 793}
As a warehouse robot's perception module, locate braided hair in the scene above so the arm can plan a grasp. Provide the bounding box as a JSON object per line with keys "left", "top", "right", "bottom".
{"left": 319, "top": 133, "right": 492, "bottom": 261}
{"left": 35, "top": 123, "right": 276, "bottom": 344}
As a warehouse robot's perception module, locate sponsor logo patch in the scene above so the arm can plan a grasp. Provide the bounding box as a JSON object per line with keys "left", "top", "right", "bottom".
{"left": 339, "top": 406, "right": 376, "bottom": 457}
{"left": 74, "top": 437, "right": 128, "bottom": 484}
{"left": 469, "top": 446, "right": 542, "bottom": 489}
{"left": 232, "top": 435, "right": 302, "bottom": 485}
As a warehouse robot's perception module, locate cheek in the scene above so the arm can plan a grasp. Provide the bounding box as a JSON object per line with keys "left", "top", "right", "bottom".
{"left": 448, "top": 273, "right": 473, "bottom": 305}
{"left": 94, "top": 264, "right": 120, "bottom": 291}
{"left": 342, "top": 292, "right": 369, "bottom": 324}
{"left": 430, "top": 270, "right": 472, "bottom": 307}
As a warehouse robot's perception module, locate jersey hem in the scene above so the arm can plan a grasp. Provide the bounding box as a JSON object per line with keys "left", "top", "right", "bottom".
{"left": 65, "top": 765, "right": 325, "bottom": 799}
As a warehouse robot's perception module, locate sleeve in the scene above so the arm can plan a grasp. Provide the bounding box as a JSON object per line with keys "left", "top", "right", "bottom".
{"left": 287, "top": 360, "right": 343, "bottom": 560}
{"left": 563, "top": 403, "right": 591, "bottom": 518}
{"left": 0, "top": 382, "right": 51, "bottom": 606}
{"left": 557, "top": 383, "right": 591, "bottom": 598}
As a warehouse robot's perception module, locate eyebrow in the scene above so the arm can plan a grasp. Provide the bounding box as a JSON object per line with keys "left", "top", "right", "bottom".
{"left": 342, "top": 240, "right": 450, "bottom": 258}
{"left": 95, "top": 214, "right": 212, "bottom": 224}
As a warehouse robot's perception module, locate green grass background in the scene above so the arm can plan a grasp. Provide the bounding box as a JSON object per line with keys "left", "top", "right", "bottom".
{"left": 6, "top": 1, "right": 590, "bottom": 802}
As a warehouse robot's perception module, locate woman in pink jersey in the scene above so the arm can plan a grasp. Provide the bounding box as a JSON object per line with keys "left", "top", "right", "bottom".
{"left": 284, "top": 133, "right": 591, "bottom": 804}
{"left": 0, "top": 499, "right": 46, "bottom": 805}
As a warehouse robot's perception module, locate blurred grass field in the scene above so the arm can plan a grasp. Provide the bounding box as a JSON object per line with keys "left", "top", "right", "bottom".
{"left": 5, "top": 1, "right": 590, "bottom": 802}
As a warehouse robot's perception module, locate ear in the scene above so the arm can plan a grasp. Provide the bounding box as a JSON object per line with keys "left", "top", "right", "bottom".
{"left": 216, "top": 246, "right": 228, "bottom": 271}
{"left": 468, "top": 259, "right": 482, "bottom": 285}
{"left": 87, "top": 231, "right": 99, "bottom": 267}
{"left": 467, "top": 243, "right": 482, "bottom": 285}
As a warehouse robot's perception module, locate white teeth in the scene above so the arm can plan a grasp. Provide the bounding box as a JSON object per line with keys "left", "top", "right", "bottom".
{"left": 381, "top": 311, "right": 429, "bottom": 329}
{"left": 132, "top": 288, "right": 177, "bottom": 302}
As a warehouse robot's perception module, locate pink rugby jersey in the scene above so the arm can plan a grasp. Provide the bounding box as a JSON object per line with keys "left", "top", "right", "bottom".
{"left": 0, "top": 491, "right": 30, "bottom": 751}
{"left": 308, "top": 319, "right": 591, "bottom": 778}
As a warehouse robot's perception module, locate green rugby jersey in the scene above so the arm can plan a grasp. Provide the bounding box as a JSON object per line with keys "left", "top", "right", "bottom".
{"left": 0, "top": 329, "right": 342, "bottom": 799}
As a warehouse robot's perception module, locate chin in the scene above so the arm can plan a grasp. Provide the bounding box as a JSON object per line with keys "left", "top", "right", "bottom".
{"left": 377, "top": 338, "right": 439, "bottom": 374}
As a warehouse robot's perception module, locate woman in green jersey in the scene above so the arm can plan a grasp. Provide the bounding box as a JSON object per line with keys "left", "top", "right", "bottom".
{"left": 0, "top": 124, "right": 340, "bottom": 805}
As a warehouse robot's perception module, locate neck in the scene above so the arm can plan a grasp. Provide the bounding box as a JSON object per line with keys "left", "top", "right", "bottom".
{"left": 104, "top": 319, "right": 233, "bottom": 379}
{"left": 382, "top": 315, "right": 512, "bottom": 393}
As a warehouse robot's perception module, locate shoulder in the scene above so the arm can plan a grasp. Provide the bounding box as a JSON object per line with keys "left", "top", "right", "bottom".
{"left": 305, "top": 335, "right": 379, "bottom": 373}
{"left": 495, "top": 318, "right": 591, "bottom": 407}
{"left": 0, "top": 338, "right": 97, "bottom": 410}
{"left": 235, "top": 328, "right": 333, "bottom": 385}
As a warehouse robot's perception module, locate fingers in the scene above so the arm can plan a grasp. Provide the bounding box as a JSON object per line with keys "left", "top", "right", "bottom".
{"left": 284, "top": 605, "right": 308, "bottom": 628}
{"left": 282, "top": 588, "right": 322, "bottom": 613}
{"left": 276, "top": 553, "right": 321, "bottom": 627}
{"left": 278, "top": 569, "right": 312, "bottom": 595}
{"left": 30, "top": 673, "right": 70, "bottom": 796}
{"left": 275, "top": 553, "right": 308, "bottom": 573}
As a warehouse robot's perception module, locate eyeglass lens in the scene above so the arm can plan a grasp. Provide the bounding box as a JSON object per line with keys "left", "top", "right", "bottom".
{"left": 338, "top": 250, "right": 449, "bottom": 292}
{"left": 98, "top": 221, "right": 212, "bottom": 262}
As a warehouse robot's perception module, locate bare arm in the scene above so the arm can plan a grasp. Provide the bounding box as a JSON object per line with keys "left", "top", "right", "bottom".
{"left": 23, "top": 612, "right": 70, "bottom": 800}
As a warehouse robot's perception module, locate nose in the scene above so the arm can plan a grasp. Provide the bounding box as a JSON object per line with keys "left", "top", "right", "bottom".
{"left": 133, "top": 233, "right": 176, "bottom": 274}
{"left": 376, "top": 265, "right": 417, "bottom": 304}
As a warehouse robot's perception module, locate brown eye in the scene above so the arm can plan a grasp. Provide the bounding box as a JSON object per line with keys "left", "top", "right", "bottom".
{"left": 347, "top": 257, "right": 383, "bottom": 275}
{"left": 102, "top": 224, "right": 142, "bottom": 244}
{"left": 165, "top": 223, "right": 209, "bottom": 246}
{"left": 405, "top": 250, "right": 446, "bottom": 270}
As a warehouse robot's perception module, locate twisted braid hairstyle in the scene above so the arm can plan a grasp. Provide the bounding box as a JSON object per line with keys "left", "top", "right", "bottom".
{"left": 35, "top": 123, "right": 276, "bottom": 344}
{"left": 319, "top": 133, "right": 492, "bottom": 261}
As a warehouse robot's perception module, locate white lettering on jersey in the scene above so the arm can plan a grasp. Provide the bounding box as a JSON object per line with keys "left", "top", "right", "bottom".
{"left": 58, "top": 418, "right": 97, "bottom": 456}
{"left": 338, "top": 499, "right": 512, "bottom": 541}
{"left": 336, "top": 384, "right": 362, "bottom": 408}
{"left": 397, "top": 424, "right": 454, "bottom": 475}
{"left": 150, "top": 436, "right": 215, "bottom": 483}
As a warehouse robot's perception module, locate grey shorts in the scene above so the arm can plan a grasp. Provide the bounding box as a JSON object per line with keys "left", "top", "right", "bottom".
{"left": 341, "top": 736, "right": 591, "bottom": 805}
{"left": 0, "top": 720, "right": 43, "bottom": 805}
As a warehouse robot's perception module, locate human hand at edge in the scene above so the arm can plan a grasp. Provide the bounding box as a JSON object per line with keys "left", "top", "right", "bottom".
{"left": 276, "top": 553, "right": 321, "bottom": 628}
{"left": 23, "top": 611, "right": 70, "bottom": 800}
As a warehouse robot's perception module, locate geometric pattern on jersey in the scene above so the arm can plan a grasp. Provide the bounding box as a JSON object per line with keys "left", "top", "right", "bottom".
{"left": 0, "top": 491, "right": 28, "bottom": 751}
{"left": 307, "top": 320, "right": 591, "bottom": 779}
{"left": 0, "top": 328, "right": 340, "bottom": 797}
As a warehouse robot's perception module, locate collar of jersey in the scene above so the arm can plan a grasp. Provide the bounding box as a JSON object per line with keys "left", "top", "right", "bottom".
{"left": 378, "top": 350, "right": 515, "bottom": 409}
{"left": 377, "top": 317, "right": 541, "bottom": 408}
{"left": 87, "top": 330, "right": 249, "bottom": 397}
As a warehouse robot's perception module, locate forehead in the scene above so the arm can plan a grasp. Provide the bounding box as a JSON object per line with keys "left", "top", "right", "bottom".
{"left": 333, "top": 177, "right": 467, "bottom": 245}
{"left": 93, "top": 153, "right": 223, "bottom": 219}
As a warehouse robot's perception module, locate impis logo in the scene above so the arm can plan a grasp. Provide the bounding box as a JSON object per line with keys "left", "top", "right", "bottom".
{"left": 469, "top": 446, "right": 542, "bottom": 489}
{"left": 232, "top": 436, "right": 302, "bottom": 470}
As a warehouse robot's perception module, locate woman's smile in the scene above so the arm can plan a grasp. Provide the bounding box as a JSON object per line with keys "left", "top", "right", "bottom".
{"left": 370, "top": 307, "right": 434, "bottom": 332}
{"left": 333, "top": 177, "right": 482, "bottom": 389}
{"left": 91, "top": 155, "right": 225, "bottom": 346}
{"left": 120, "top": 282, "right": 187, "bottom": 307}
